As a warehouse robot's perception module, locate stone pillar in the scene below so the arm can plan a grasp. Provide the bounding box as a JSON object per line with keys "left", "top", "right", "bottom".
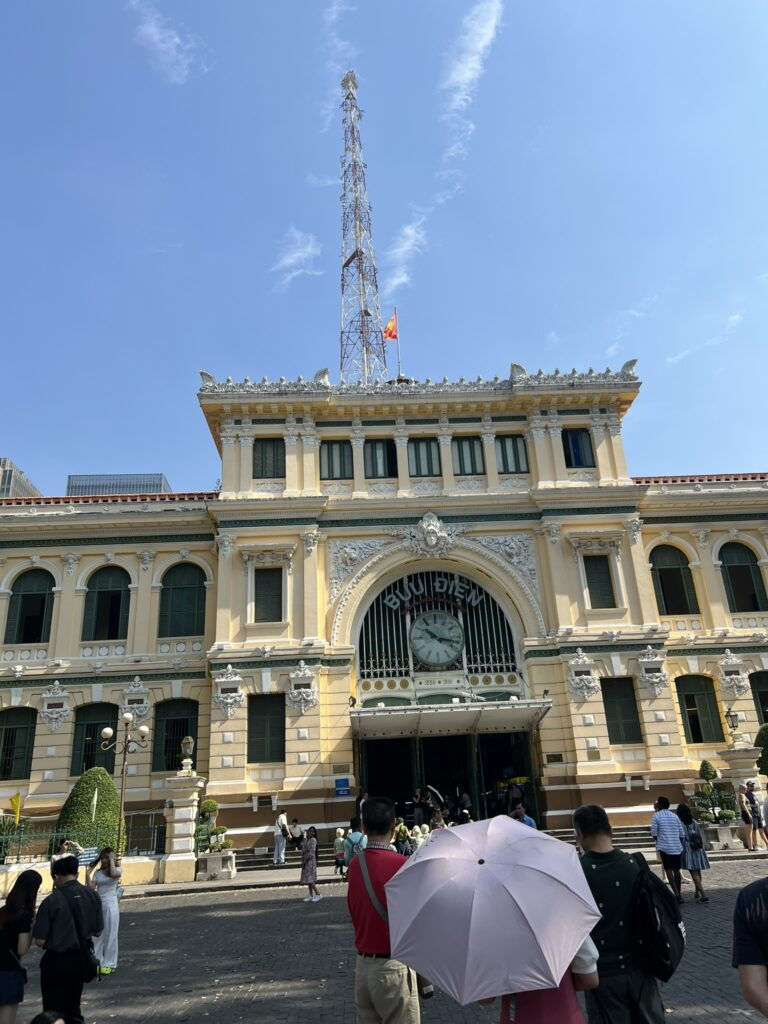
{"left": 301, "top": 432, "right": 320, "bottom": 496}
{"left": 395, "top": 434, "right": 410, "bottom": 497}
{"left": 351, "top": 435, "right": 367, "bottom": 498}
{"left": 220, "top": 436, "right": 238, "bottom": 497}
{"left": 438, "top": 431, "right": 455, "bottom": 494}
{"left": 132, "top": 556, "right": 155, "bottom": 655}
{"left": 482, "top": 431, "right": 498, "bottom": 490}
{"left": 527, "top": 420, "right": 552, "bottom": 487}
{"left": 607, "top": 416, "right": 632, "bottom": 484}
{"left": 301, "top": 531, "right": 322, "bottom": 641}
{"left": 548, "top": 425, "right": 569, "bottom": 483}
{"left": 238, "top": 435, "right": 254, "bottom": 496}
{"left": 700, "top": 549, "right": 730, "bottom": 630}
{"left": 717, "top": 746, "right": 761, "bottom": 794}
{"left": 284, "top": 433, "right": 300, "bottom": 497}
{"left": 159, "top": 773, "right": 206, "bottom": 884}
{"left": 591, "top": 423, "right": 614, "bottom": 485}
{"left": 625, "top": 522, "right": 658, "bottom": 626}
{"left": 688, "top": 563, "right": 713, "bottom": 629}
{"left": 214, "top": 538, "right": 234, "bottom": 644}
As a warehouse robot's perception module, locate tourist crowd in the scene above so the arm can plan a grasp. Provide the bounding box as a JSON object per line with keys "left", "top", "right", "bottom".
{"left": 342, "top": 788, "right": 768, "bottom": 1024}
{"left": 0, "top": 842, "right": 122, "bottom": 1024}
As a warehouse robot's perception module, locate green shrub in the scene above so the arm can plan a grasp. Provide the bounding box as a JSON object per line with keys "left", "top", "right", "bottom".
{"left": 699, "top": 759, "right": 718, "bottom": 783}
{"left": 755, "top": 725, "right": 768, "bottom": 777}
{"left": 52, "top": 767, "right": 123, "bottom": 853}
{"left": 718, "top": 809, "right": 736, "bottom": 822}
{"left": 0, "top": 817, "right": 25, "bottom": 864}
{"left": 199, "top": 799, "right": 218, "bottom": 819}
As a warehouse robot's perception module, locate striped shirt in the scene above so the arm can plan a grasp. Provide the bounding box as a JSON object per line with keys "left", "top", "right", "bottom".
{"left": 651, "top": 809, "right": 686, "bottom": 854}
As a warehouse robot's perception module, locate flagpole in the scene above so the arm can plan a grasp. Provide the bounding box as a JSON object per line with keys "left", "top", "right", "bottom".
{"left": 395, "top": 306, "right": 402, "bottom": 378}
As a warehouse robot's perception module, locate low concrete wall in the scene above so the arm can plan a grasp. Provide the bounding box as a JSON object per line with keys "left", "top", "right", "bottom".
{"left": 0, "top": 854, "right": 163, "bottom": 897}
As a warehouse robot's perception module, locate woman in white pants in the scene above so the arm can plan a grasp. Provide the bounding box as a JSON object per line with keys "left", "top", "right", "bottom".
{"left": 86, "top": 848, "right": 122, "bottom": 974}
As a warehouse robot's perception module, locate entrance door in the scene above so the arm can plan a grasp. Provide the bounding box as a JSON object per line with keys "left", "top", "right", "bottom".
{"left": 363, "top": 738, "right": 413, "bottom": 811}
{"left": 477, "top": 732, "right": 537, "bottom": 821}
{"left": 420, "top": 735, "right": 473, "bottom": 815}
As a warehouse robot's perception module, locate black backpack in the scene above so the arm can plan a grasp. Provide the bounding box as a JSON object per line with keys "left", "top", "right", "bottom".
{"left": 632, "top": 852, "right": 686, "bottom": 981}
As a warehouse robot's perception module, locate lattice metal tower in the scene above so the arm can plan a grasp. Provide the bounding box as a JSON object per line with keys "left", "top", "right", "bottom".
{"left": 339, "top": 70, "right": 388, "bottom": 384}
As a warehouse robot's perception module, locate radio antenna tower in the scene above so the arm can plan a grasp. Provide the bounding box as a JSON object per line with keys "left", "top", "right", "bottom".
{"left": 339, "top": 70, "right": 388, "bottom": 385}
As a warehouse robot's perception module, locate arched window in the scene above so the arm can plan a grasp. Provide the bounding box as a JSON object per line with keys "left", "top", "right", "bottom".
{"left": 71, "top": 703, "right": 119, "bottom": 776}
{"left": 751, "top": 671, "right": 768, "bottom": 725}
{"left": 720, "top": 543, "right": 768, "bottom": 613}
{"left": 0, "top": 708, "right": 37, "bottom": 780}
{"left": 81, "top": 567, "right": 130, "bottom": 642}
{"left": 676, "top": 676, "right": 723, "bottom": 744}
{"left": 3, "top": 570, "right": 55, "bottom": 645}
{"left": 158, "top": 564, "right": 206, "bottom": 638}
{"left": 650, "top": 546, "right": 700, "bottom": 616}
{"left": 152, "top": 699, "right": 199, "bottom": 772}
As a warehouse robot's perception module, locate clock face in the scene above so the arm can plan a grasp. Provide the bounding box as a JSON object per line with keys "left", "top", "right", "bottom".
{"left": 410, "top": 611, "right": 465, "bottom": 668}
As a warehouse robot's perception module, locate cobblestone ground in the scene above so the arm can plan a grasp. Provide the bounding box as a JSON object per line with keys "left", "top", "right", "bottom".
{"left": 17, "top": 860, "right": 768, "bottom": 1023}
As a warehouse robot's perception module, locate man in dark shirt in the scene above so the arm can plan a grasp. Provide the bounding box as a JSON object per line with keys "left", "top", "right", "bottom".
{"left": 33, "top": 855, "right": 103, "bottom": 1024}
{"left": 347, "top": 797, "right": 419, "bottom": 1023}
{"left": 574, "top": 804, "right": 665, "bottom": 1024}
{"left": 733, "top": 876, "right": 768, "bottom": 1016}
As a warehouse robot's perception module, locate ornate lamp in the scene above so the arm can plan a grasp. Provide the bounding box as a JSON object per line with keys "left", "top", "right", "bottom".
{"left": 725, "top": 707, "right": 740, "bottom": 743}
{"left": 180, "top": 735, "right": 195, "bottom": 775}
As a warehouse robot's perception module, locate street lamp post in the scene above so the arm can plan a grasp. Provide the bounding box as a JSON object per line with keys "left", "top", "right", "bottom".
{"left": 101, "top": 712, "right": 150, "bottom": 857}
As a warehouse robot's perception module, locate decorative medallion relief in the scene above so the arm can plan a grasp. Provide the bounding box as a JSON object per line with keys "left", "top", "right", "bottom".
{"left": 286, "top": 661, "right": 319, "bottom": 714}
{"left": 637, "top": 646, "right": 669, "bottom": 698}
{"left": 39, "top": 680, "right": 71, "bottom": 732}
{"left": 389, "top": 512, "right": 464, "bottom": 558}
{"left": 718, "top": 649, "right": 750, "bottom": 698}
{"left": 567, "top": 649, "right": 601, "bottom": 701}
{"left": 121, "top": 675, "right": 151, "bottom": 722}
{"left": 212, "top": 664, "right": 246, "bottom": 719}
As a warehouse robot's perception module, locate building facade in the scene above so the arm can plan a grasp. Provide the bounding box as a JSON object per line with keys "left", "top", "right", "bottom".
{"left": 0, "top": 459, "right": 42, "bottom": 499}
{"left": 66, "top": 473, "right": 172, "bottom": 496}
{"left": 1, "top": 361, "right": 767, "bottom": 847}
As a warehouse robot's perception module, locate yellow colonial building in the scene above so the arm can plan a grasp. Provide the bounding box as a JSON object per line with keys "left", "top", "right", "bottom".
{"left": 1, "top": 360, "right": 767, "bottom": 850}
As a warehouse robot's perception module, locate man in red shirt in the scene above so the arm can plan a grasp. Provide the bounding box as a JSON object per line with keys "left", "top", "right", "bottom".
{"left": 347, "top": 796, "right": 420, "bottom": 1023}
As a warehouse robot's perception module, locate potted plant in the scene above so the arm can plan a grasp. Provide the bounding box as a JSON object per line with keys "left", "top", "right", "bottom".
{"left": 195, "top": 797, "right": 236, "bottom": 881}
{"left": 692, "top": 760, "right": 742, "bottom": 850}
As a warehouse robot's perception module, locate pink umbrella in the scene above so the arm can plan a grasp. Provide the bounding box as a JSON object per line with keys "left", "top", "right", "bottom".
{"left": 385, "top": 815, "right": 600, "bottom": 1006}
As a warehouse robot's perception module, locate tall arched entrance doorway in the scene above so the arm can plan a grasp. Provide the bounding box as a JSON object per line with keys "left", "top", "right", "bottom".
{"left": 350, "top": 568, "right": 550, "bottom": 822}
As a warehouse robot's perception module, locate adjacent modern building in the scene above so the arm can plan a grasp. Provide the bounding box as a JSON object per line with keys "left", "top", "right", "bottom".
{"left": 0, "top": 361, "right": 766, "bottom": 847}
{"left": 0, "top": 459, "right": 42, "bottom": 499}
{"left": 65, "top": 473, "right": 172, "bottom": 497}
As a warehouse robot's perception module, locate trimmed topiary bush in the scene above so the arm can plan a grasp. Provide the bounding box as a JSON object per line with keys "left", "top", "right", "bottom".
{"left": 755, "top": 724, "right": 768, "bottom": 777}
{"left": 52, "top": 767, "right": 124, "bottom": 853}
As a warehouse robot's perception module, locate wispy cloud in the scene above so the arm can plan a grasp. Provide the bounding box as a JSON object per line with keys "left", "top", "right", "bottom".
{"left": 306, "top": 172, "right": 340, "bottom": 189}
{"left": 319, "top": 1, "right": 357, "bottom": 131}
{"left": 382, "top": 215, "right": 428, "bottom": 299}
{"left": 607, "top": 293, "right": 658, "bottom": 357}
{"left": 383, "top": 0, "right": 504, "bottom": 301}
{"left": 667, "top": 310, "right": 745, "bottom": 365}
{"left": 128, "top": 0, "right": 212, "bottom": 85}
{"left": 545, "top": 330, "right": 561, "bottom": 347}
{"left": 270, "top": 227, "right": 323, "bottom": 292}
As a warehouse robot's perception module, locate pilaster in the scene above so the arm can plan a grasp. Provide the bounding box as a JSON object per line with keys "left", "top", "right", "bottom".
{"left": 283, "top": 433, "right": 300, "bottom": 497}
{"left": 607, "top": 415, "right": 632, "bottom": 484}
{"left": 482, "top": 431, "right": 499, "bottom": 490}
{"left": 239, "top": 435, "right": 254, "bottom": 496}
{"left": 301, "top": 531, "right": 322, "bottom": 641}
{"left": 395, "top": 434, "right": 410, "bottom": 497}
{"left": 548, "top": 425, "right": 569, "bottom": 483}
{"left": 527, "top": 419, "right": 552, "bottom": 487}
{"left": 301, "top": 431, "right": 320, "bottom": 496}
{"left": 591, "top": 423, "right": 614, "bottom": 485}
{"left": 220, "top": 435, "right": 238, "bottom": 496}
{"left": 351, "top": 434, "right": 367, "bottom": 499}
{"left": 438, "top": 430, "right": 455, "bottom": 494}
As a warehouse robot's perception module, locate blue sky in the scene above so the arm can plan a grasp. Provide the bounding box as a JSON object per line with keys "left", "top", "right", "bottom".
{"left": 2, "top": 1, "right": 768, "bottom": 494}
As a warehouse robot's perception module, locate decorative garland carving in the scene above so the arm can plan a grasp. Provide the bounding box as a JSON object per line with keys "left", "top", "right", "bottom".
{"left": 286, "top": 661, "right": 319, "bottom": 714}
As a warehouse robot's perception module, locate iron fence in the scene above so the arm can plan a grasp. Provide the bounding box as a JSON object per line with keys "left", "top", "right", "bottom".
{"left": 0, "top": 824, "right": 167, "bottom": 865}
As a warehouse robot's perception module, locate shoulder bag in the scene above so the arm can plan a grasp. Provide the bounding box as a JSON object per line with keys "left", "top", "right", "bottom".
{"left": 59, "top": 888, "right": 100, "bottom": 983}
{"left": 357, "top": 851, "right": 433, "bottom": 1000}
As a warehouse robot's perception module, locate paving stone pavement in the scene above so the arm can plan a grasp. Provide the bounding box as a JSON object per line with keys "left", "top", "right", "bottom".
{"left": 16, "top": 860, "right": 768, "bottom": 1023}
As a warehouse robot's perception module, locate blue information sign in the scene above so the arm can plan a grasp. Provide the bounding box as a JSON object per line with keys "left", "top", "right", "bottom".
{"left": 335, "top": 777, "right": 351, "bottom": 797}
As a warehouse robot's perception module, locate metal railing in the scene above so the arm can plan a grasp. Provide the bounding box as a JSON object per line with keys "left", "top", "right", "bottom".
{"left": 0, "top": 824, "right": 167, "bottom": 865}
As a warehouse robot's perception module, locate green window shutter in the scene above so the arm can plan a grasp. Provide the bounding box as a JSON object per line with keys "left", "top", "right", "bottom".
{"left": 40, "top": 590, "right": 54, "bottom": 643}
{"left": 117, "top": 588, "right": 130, "bottom": 640}
{"left": 650, "top": 546, "right": 699, "bottom": 616}
{"left": 159, "top": 564, "right": 206, "bottom": 638}
{"left": 676, "top": 677, "right": 723, "bottom": 744}
{"left": 253, "top": 439, "right": 285, "bottom": 479}
{"left": 248, "top": 695, "right": 285, "bottom": 763}
{"left": 3, "top": 593, "right": 21, "bottom": 645}
{"left": 254, "top": 568, "right": 282, "bottom": 622}
{"left": 751, "top": 673, "right": 768, "bottom": 724}
{"left": 152, "top": 699, "right": 199, "bottom": 772}
{"left": 0, "top": 709, "right": 37, "bottom": 780}
{"left": 71, "top": 703, "right": 119, "bottom": 776}
{"left": 320, "top": 441, "right": 353, "bottom": 480}
{"left": 584, "top": 555, "right": 616, "bottom": 609}
{"left": 81, "top": 588, "right": 98, "bottom": 642}
{"left": 601, "top": 678, "right": 642, "bottom": 744}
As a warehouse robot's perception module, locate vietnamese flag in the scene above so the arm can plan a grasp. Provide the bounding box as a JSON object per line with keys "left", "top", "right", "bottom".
{"left": 384, "top": 311, "right": 398, "bottom": 341}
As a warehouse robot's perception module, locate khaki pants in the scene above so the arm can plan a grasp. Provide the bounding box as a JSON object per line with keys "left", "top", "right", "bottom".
{"left": 354, "top": 956, "right": 421, "bottom": 1024}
